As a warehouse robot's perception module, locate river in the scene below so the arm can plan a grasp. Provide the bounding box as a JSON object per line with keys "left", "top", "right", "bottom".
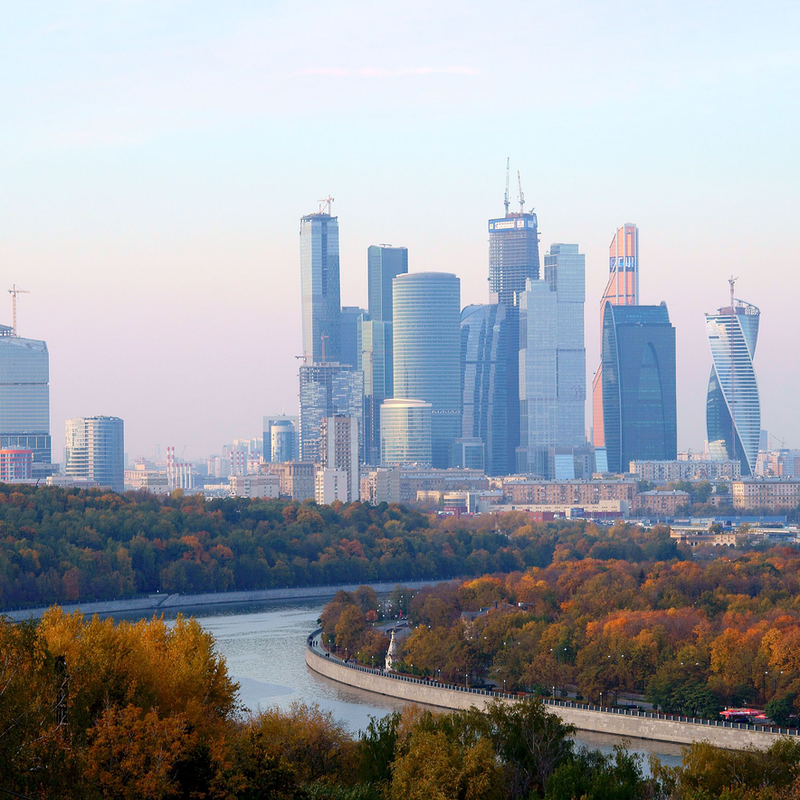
{"left": 125, "top": 597, "right": 684, "bottom": 769}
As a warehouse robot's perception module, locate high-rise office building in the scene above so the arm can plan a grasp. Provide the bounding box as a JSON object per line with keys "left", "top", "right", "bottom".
{"left": 601, "top": 303, "right": 677, "bottom": 473}
{"left": 705, "top": 285, "right": 761, "bottom": 476}
{"left": 298, "top": 363, "right": 363, "bottom": 464}
{"left": 518, "top": 244, "right": 586, "bottom": 477}
{"left": 593, "top": 224, "right": 639, "bottom": 448}
{"left": 393, "top": 272, "right": 461, "bottom": 468}
{"left": 368, "top": 245, "right": 408, "bottom": 322}
{"left": 340, "top": 306, "right": 365, "bottom": 368}
{"left": 263, "top": 415, "right": 298, "bottom": 463}
{"left": 460, "top": 303, "right": 509, "bottom": 475}
{"left": 359, "top": 245, "right": 408, "bottom": 464}
{"left": 380, "top": 398, "right": 432, "bottom": 466}
{"left": 0, "top": 325, "right": 51, "bottom": 473}
{"left": 487, "top": 186, "right": 541, "bottom": 470}
{"left": 300, "top": 203, "right": 341, "bottom": 363}
{"left": 65, "top": 416, "right": 124, "bottom": 492}
{"left": 320, "top": 415, "right": 359, "bottom": 502}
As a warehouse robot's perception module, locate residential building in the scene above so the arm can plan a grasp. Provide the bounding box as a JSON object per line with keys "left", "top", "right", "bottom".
{"left": 593, "top": 224, "right": 639, "bottom": 449}
{"left": 230, "top": 473, "right": 280, "bottom": 499}
{"left": 360, "top": 467, "right": 402, "bottom": 505}
{"left": 633, "top": 489, "right": 691, "bottom": 516}
{"left": 315, "top": 467, "right": 348, "bottom": 504}
{"left": 64, "top": 416, "right": 124, "bottom": 492}
{"left": 501, "top": 478, "right": 639, "bottom": 506}
{"left": 0, "top": 448, "right": 33, "bottom": 482}
{"left": 756, "top": 450, "right": 800, "bottom": 478}
{"left": 393, "top": 272, "right": 461, "bottom": 468}
{"left": 268, "top": 461, "right": 315, "bottom": 501}
{"left": 732, "top": 479, "right": 800, "bottom": 512}
{"left": 0, "top": 325, "right": 51, "bottom": 475}
{"left": 630, "top": 459, "right": 741, "bottom": 482}
{"left": 298, "top": 362, "right": 363, "bottom": 464}
{"left": 705, "top": 287, "right": 761, "bottom": 475}
{"left": 320, "top": 415, "right": 359, "bottom": 501}
{"left": 460, "top": 303, "right": 510, "bottom": 475}
{"left": 380, "top": 398, "right": 432, "bottom": 466}
{"left": 518, "top": 243, "right": 586, "bottom": 477}
{"left": 300, "top": 203, "right": 341, "bottom": 363}
{"left": 601, "top": 303, "right": 677, "bottom": 473}
{"left": 125, "top": 466, "right": 170, "bottom": 494}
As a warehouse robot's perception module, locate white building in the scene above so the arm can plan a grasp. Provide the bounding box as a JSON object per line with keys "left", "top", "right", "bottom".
{"left": 320, "top": 415, "right": 359, "bottom": 501}
{"left": 229, "top": 473, "right": 280, "bottom": 499}
{"left": 65, "top": 416, "right": 124, "bottom": 492}
{"left": 315, "top": 467, "right": 348, "bottom": 505}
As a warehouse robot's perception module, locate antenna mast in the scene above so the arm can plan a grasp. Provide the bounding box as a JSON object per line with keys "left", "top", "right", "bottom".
{"left": 517, "top": 170, "right": 525, "bottom": 214}
{"left": 504, "top": 158, "right": 510, "bottom": 216}
{"left": 8, "top": 284, "right": 30, "bottom": 336}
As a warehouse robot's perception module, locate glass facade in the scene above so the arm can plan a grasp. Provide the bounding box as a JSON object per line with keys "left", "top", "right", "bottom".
{"left": 488, "top": 214, "right": 540, "bottom": 307}
{"left": 393, "top": 272, "right": 461, "bottom": 469}
{"left": 518, "top": 244, "right": 586, "bottom": 477}
{"left": 601, "top": 303, "right": 677, "bottom": 473}
{"left": 460, "top": 303, "right": 509, "bottom": 475}
{"left": 340, "top": 306, "right": 365, "bottom": 368}
{"left": 65, "top": 416, "right": 124, "bottom": 492}
{"left": 593, "top": 223, "right": 639, "bottom": 448}
{"left": 359, "top": 319, "right": 393, "bottom": 464}
{"left": 298, "top": 363, "right": 363, "bottom": 464}
{"left": 299, "top": 212, "right": 341, "bottom": 363}
{"left": 0, "top": 330, "right": 51, "bottom": 464}
{"left": 367, "top": 245, "right": 408, "bottom": 322}
{"left": 705, "top": 299, "right": 761, "bottom": 475}
{"left": 380, "top": 398, "right": 432, "bottom": 466}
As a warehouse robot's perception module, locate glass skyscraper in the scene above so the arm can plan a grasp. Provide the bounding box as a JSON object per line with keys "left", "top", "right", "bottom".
{"left": 380, "top": 398, "right": 432, "bottom": 466}
{"left": 298, "top": 362, "right": 363, "bottom": 464}
{"left": 340, "top": 305, "right": 365, "bottom": 368}
{"left": 299, "top": 208, "right": 341, "bottom": 363}
{"left": 393, "top": 272, "right": 461, "bottom": 469}
{"left": 593, "top": 223, "right": 639, "bottom": 449}
{"left": 705, "top": 293, "right": 761, "bottom": 476}
{"left": 518, "top": 244, "right": 586, "bottom": 477}
{"left": 460, "top": 303, "right": 509, "bottom": 476}
{"left": 359, "top": 245, "right": 408, "bottom": 464}
{"left": 65, "top": 416, "right": 124, "bottom": 492}
{"left": 601, "top": 303, "right": 677, "bottom": 473}
{"left": 0, "top": 325, "right": 51, "bottom": 469}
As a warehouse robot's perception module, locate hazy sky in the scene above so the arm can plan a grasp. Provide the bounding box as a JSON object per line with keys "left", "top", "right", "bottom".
{"left": 2, "top": 0, "right": 798, "bottom": 461}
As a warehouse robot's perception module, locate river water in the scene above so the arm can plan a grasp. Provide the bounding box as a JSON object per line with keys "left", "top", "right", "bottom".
{"left": 132, "top": 597, "right": 684, "bottom": 769}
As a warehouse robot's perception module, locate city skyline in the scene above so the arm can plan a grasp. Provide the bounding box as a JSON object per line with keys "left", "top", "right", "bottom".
{"left": 3, "top": 1, "right": 798, "bottom": 460}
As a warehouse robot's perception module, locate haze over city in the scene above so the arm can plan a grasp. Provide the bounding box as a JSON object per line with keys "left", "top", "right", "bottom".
{"left": 2, "top": 0, "right": 798, "bottom": 460}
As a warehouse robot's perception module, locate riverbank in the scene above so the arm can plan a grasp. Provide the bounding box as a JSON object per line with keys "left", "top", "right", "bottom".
{"left": 2, "top": 579, "right": 453, "bottom": 622}
{"left": 305, "top": 631, "right": 796, "bottom": 750}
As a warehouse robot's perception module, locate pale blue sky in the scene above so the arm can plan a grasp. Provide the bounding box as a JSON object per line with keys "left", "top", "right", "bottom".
{"left": 1, "top": 1, "right": 798, "bottom": 459}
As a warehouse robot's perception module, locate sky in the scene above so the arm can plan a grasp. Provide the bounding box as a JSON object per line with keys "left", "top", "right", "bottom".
{"left": 1, "top": 0, "right": 798, "bottom": 462}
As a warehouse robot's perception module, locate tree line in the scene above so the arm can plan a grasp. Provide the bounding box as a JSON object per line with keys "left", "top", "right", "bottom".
{"left": 0, "top": 484, "right": 683, "bottom": 609}
{"left": 4, "top": 607, "right": 800, "bottom": 799}
{"left": 321, "top": 549, "right": 800, "bottom": 724}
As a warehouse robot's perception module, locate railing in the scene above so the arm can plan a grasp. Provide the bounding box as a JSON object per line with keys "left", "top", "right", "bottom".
{"left": 307, "top": 630, "right": 798, "bottom": 737}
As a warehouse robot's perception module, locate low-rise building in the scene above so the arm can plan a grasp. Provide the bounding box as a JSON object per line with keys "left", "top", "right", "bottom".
{"left": 229, "top": 473, "right": 280, "bottom": 499}
{"left": 633, "top": 489, "right": 690, "bottom": 516}
{"left": 268, "top": 461, "right": 315, "bottom": 501}
{"left": 630, "top": 459, "right": 741, "bottom": 482}
{"left": 0, "top": 449, "right": 33, "bottom": 482}
{"left": 501, "top": 478, "right": 638, "bottom": 506}
{"left": 732, "top": 479, "right": 800, "bottom": 512}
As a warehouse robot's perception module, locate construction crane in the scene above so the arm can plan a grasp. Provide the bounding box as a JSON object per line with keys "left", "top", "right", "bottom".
{"left": 8, "top": 284, "right": 29, "bottom": 336}
{"left": 318, "top": 196, "right": 334, "bottom": 214}
{"left": 504, "top": 158, "right": 510, "bottom": 216}
{"left": 517, "top": 171, "right": 525, "bottom": 214}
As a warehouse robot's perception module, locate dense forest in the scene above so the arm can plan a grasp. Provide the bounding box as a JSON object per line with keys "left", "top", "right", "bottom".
{"left": 3, "top": 608, "right": 800, "bottom": 800}
{"left": 0, "top": 484, "right": 684, "bottom": 609}
{"left": 321, "top": 550, "right": 800, "bottom": 723}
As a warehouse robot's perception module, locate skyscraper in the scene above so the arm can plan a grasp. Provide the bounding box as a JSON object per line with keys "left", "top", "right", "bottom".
{"left": 460, "top": 303, "right": 509, "bottom": 475}
{"left": 298, "top": 363, "right": 363, "bottom": 464}
{"left": 0, "top": 324, "right": 51, "bottom": 474}
{"left": 263, "top": 415, "right": 298, "bottom": 462}
{"left": 393, "top": 272, "right": 461, "bottom": 468}
{"left": 65, "top": 416, "right": 124, "bottom": 492}
{"left": 359, "top": 245, "right": 408, "bottom": 464}
{"left": 705, "top": 283, "right": 761, "bottom": 476}
{"left": 601, "top": 303, "right": 677, "bottom": 473}
{"left": 593, "top": 224, "right": 639, "bottom": 448}
{"left": 340, "top": 306, "right": 365, "bottom": 368}
{"left": 518, "top": 244, "right": 586, "bottom": 477}
{"left": 380, "top": 398, "right": 432, "bottom": 466}
{"left": 368, "top": 245, "right": 408, "bottom": 322}
{"left": 487, "top": 179, "right": 541, "bottom": 470}
{"left": 320, "top": 415, "right": 359, "bottom": 501}
{"left": 300, "top": 201, "right": 341, "bottom": 363}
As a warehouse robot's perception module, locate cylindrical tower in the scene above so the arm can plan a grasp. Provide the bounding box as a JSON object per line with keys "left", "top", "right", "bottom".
{"left": 380, "top": 398, "right": 433, "bottom": 466}
{"left": 392, "top": 272, "right": 461, "bottom": 468}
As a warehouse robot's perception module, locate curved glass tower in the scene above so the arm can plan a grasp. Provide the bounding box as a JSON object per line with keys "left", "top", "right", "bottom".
{"left": 393, "top": 272, "right": 461, "bottom": 468}
{"left": 705, "top": 296, "right": 761, "bottom": 475}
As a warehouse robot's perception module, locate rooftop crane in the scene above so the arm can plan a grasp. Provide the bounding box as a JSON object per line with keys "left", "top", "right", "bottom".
{"left": 8, "top": 284, "right": 29, "bottom": 336}
{"left": 517, "top": 170, "right": 525, "bottom": 214}
{"left": 504, "top": 157, "right": 510, "bottom": 216}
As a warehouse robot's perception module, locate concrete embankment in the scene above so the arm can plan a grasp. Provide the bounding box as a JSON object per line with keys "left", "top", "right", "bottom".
{"left": 305, "top": 635, "right": 795, "bottom": 750}
{"left": 3, "top": 579, "right": 452, "bottom": 622}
